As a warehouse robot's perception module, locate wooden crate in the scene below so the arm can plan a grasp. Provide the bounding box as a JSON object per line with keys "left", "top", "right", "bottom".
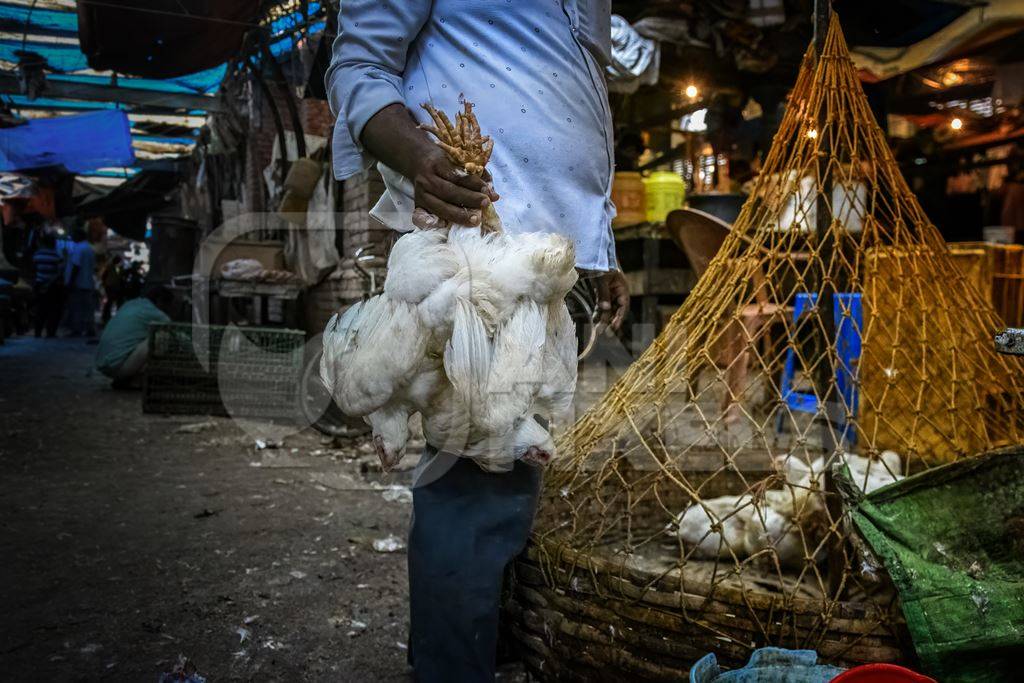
{"left": 947, "top": 242, "right": 1024, "bottom": 326}
{"left": 991, "top": 245, "right": 1024, "bottom": 326}
{"left": 858, "top": 247, "right": 991, "bottom": 464}
{"left": 946, "top": 243, "right": 993, "bottom": 303}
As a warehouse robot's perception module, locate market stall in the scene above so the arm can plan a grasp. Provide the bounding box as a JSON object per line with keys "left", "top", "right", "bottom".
{"left": 506, "top": 16, "right": 1024, "bottom": 679}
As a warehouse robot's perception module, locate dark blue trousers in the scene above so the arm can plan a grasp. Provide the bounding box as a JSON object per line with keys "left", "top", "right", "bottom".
{"left": 408, "top": 447, "right": 542, "bottom": 682}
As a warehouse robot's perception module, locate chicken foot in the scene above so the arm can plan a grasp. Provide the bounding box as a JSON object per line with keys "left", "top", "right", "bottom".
{"left": 419, "top": 99, "right": 503, "bottom": 234}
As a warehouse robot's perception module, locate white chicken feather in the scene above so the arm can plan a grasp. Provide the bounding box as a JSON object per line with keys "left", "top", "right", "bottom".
{"left": 670, "top": 495, "right": 756, "bottom": 560}
{"left": 670, "top": 450, "right": 905, "bottom": 568}
{"left": 742, "top": 505, "right": 811, "bottom": 568}
{"left": 538, "top": 301, "right": 579, "bottom": 418}
{"left": 321, "top": 226, "right": 578, "bottom": 472}
{"left": 320, "top": 99, "right": 579, "bottom": 471}
{"left": 383, "top": 228, "right": 459, "bottom": 304}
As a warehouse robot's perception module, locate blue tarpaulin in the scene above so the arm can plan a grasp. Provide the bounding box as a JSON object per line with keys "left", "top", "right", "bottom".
{"left": 0, "top": 37, "right": 227, "bottom": 94}
{"left": 0, "top": 5, "right": 78, "bottom": 37}
{"left": 0, "top": 110, "right": 135, "bottom": 173}
{"left": 0, "top": 3, "right": 225, "bottom": 93}
{"left": 0, "top": 0, "right": 324, "bottom": 176}
{"left": 0, "top": 0, "right": 320, "bottom": 97}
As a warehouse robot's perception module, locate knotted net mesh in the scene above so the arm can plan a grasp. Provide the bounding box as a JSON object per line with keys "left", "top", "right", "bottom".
{"left": 533, "top": 15, "right": 1024, "bottom": 631}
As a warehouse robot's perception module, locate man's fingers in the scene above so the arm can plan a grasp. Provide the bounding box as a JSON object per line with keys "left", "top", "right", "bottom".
{"left": 610, "top": 272, "right": 630, "bottom": 331}
{"left": 595, "top": 273, "right": 612, "bottom": 327}
{"left": 428, "top": 176, "right": 491, "bottom": 209}
{"left": 611, "top": 294, "right": 629, "bottom": 330}
{"left": 479, "top": 169, "right": 500, "bottom": 201}
{"left": 419, "top": 191, "right": 481, "bottom": 226}
{"left": 443, "top": 165, "right": 500, "bottom": 201}
{"left": 412, "top": 207, "right": 446, "bottom": 230}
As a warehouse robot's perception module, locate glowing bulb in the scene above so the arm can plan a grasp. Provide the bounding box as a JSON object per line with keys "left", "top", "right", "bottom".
{"left": 806, "top": 128, "right": 818, "bottom": 139}
{"left": 684, "top": 84, "right": 699, "bottom": 99}
{"left": 950, "top": 117, "right": 963, "bottom": 131}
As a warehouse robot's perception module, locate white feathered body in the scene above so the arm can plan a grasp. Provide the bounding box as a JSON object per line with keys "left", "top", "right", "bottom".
{"left": 669, "top": 451, "right": 905, "bottom": 568}
{"left": 320, "top": 227, "right": 578, "bottom": 471}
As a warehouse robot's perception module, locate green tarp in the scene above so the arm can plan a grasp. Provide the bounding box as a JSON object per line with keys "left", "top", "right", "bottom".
{"left": 840, "top": 449, "right": 1024, "bottom": 682}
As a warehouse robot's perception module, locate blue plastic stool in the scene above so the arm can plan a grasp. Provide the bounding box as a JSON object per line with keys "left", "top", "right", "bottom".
{"left": 777, "top": 292, "right": 862, "bottom": 445}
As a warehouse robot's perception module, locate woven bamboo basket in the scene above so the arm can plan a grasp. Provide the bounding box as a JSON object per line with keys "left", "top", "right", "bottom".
{"left": 506, "top": 540, "right": 913, "bottom": 681}
{"left": 499, "top": 16, "right": 1014, "bottom": 679}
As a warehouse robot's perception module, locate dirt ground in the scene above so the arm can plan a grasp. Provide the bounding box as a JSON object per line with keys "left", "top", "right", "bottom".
{"left": 1, "top": 335, "right": 526, "bottom": 681}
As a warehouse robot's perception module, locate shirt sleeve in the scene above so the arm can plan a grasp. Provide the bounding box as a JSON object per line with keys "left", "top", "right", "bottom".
{"left": 325, "top": 0, "right": 432, "bottom": 180}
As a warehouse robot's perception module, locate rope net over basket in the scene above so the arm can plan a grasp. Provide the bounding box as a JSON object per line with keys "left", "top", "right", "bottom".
{"left": 531, "top": 15, "right": 1024, "bottom": 654}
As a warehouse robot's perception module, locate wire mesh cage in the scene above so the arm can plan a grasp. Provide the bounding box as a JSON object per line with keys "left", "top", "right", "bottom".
{"left": 507, "top": 16, "right": 1024, "bottom": 679}
{"left": 143, "top": 322, "right": 304, "bottom": 419}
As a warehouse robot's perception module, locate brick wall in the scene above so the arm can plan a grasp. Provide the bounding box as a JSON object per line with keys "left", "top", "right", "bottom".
{"left": 304, "top": 167, "right": 391, "bottom": 334}
{"left": 340, "top": 167, "right": 389, "bottom": 256}
{"left": 302, "top": 98, "right": 333, "bottom": 137}
{"left": 242, "top": 79, "right": 390, "bottom": 255}
{"left": 240, "top": 75, "right": 393, "bottom": 335}
{"left": 242, "top": 83, "right": 336, "bottom": 213}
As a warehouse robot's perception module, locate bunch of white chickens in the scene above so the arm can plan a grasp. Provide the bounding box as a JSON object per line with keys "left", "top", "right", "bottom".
{"left": 669, "top": 450, "right": 903, "bottom": 568}
{"left": 319, "top": 101, "right": 578, "bottom": 473}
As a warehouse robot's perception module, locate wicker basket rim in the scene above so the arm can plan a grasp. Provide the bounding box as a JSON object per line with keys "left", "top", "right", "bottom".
{"left": 527, "top": 537, "right": 902, "bottom": 622}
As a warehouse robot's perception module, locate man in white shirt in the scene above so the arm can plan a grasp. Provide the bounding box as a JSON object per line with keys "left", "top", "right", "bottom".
{"left": 327, "top": 3, "right": 627, "bottom": 680}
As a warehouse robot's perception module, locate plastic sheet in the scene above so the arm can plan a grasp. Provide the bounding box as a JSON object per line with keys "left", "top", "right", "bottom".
{"left": 842, "top": 449, "right": 1024, "bottom": 683}
{"left": 607, "top": 15, "right": 659, "bottom": 93}
{"left": 0, "top": 110, "right": 134, "bottom": 173}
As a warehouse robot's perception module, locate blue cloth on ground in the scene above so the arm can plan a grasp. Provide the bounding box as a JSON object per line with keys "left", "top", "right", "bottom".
{"left": 408, "top": 446, "right": 542, "bottom": 683}
{"left": 690, "top": 647, "right": 845, "bottom": 683}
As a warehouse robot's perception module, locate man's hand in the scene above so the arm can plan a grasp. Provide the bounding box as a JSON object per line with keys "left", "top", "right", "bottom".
{"left": 595, "top": 269, "right": 630, "bottom": 331}
{"left": 360, "top": 104, "right": 498, "bottom": 227}
{"left": 410, "top": 145, "right": 498, "bottom": 227}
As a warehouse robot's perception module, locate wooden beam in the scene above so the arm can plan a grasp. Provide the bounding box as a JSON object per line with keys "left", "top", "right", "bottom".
{"left": 0, "top": 72, "right": 221, "bottom": 112}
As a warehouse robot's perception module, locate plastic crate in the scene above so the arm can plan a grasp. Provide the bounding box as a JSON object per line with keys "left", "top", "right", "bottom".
{"left": 143, "top": 322, "right": 304, "bottom": 419}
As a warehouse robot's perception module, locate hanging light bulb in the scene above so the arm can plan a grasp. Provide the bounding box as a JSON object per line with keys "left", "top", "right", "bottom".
{"left": 806, "top": 128, "right": 818, "bottom": 140}
{"left": 950, "top": 117, "right": 964, "bottom": 131}
{"left": 684, "top": 84, "right": 699, "bottom": 99}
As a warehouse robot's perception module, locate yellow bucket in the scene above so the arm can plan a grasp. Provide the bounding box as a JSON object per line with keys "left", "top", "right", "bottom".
{"left": 643, "top": 171, "right": 686, "bottom": 223}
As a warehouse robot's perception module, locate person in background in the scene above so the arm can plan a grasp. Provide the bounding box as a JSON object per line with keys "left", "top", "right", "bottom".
{"left": 100, "top": 255, "right": 125, "bottom": 324}
{"left": 95, "top": 284, "right": 173, "bottom": 389}
{"left": 31, "top": 231, "right": 64, "bottom": 338}
{"left": 64, "top": 226, "right": 97, "bottom": 337}
{"left": 121, "top": 260, "right": 144, "bottom": 301}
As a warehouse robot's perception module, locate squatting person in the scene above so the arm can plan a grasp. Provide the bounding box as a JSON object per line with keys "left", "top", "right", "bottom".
{"left": 94, "top": 285, "right": 174, "bottom": 389}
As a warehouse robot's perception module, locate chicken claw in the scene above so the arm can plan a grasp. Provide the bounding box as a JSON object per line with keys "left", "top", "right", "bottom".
{"left": 420, "top": 100, "right": 495, "bottom": 177}
{"left": 419, "top": 99, "right": 502, "bottom": 233}
{"left": 412, "top": 207, "right": 447, "bottom": 230}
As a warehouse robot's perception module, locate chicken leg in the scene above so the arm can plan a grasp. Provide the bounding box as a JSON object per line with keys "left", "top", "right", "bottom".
{"left": 420, "top": 99, "right": 503, "bottom": 234}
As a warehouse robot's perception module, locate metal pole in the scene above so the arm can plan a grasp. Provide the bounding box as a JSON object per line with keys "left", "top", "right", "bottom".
{"left": 812, "top": 0, "right": 846, "bottom": 598}
{"left": 813, "top": 0, "right": 836, "bottom": 451}
{"left": 814, "top": 0, "right": 830, "bottom": 54}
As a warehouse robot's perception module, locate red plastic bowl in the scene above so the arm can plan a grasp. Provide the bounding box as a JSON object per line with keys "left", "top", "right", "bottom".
{"left": 832, "top": 663, "right": 937, "bottom": 683}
